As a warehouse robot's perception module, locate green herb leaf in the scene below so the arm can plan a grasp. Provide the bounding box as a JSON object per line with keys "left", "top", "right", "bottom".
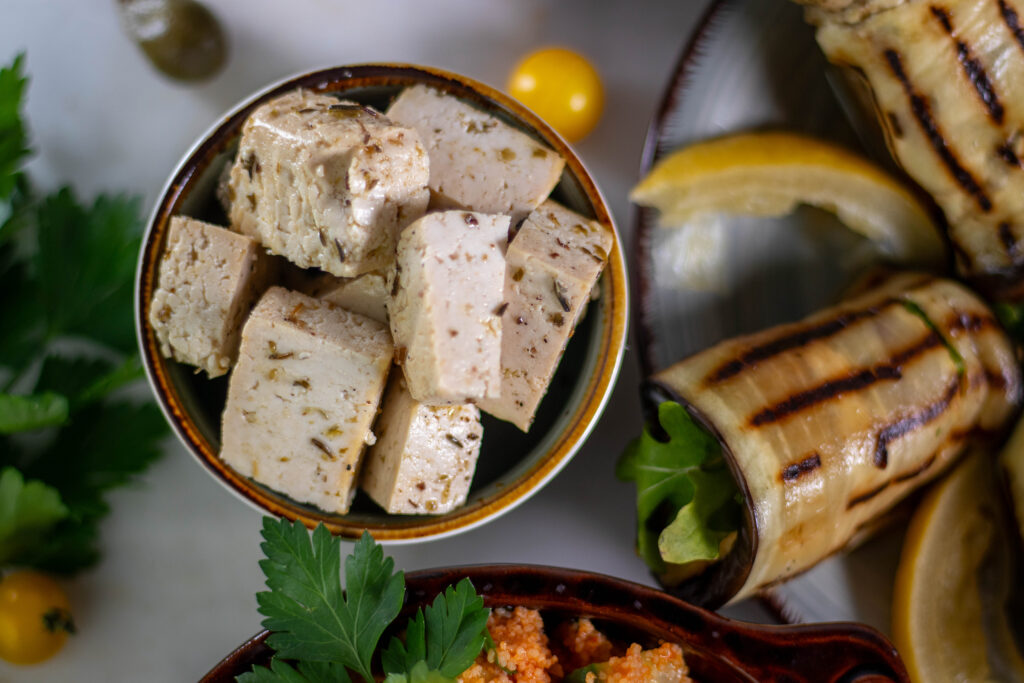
{"left": 255, "top": 519, "right": 404, "bottom": 682}
{"left": 0, "top": 467, "right": 68, "bottom": 565}
{"left": 381, "top": 660, "right": 452, "bottom": 683}
{"left": 382, "top": 577, "right": 489, "bottom": 680}
{"left": 2, "top": 400, "right": 167, "bottom": 573}
{"left": 35, "top": 354, "right": 145, "bottom": 410}
{"left": 34, "top": 190, "right": 143, "bottom": 353}
{"left": 237, "top": 657, "right": 352, "bottom": 683}
{"left": 0, "top": 392, "right": 69, "bottom": 433}
{"left": 617, "top": 402, "right": 741, "bottom": 572}
{"left": 0, "top": 53, "right": 29, "bottom": 205}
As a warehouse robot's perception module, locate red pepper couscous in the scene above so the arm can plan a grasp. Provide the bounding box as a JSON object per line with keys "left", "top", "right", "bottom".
{"left": 456, "top": 606, "right": 693, "bottom": 683}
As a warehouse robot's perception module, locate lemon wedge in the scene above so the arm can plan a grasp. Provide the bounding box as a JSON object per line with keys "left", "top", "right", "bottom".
{"left": 892, "top": 450, "right": 1024, "bottom": 682}
{"left": 630, "top": 131, "right": 945, "bottom": 267}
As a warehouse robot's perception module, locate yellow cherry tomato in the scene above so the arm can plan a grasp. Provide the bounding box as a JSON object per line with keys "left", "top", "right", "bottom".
{"left": 507, "top": 47, "right": 604, "bottom": 143}
{"left": 0, "top": 570, "right": 75, "bottom": 665}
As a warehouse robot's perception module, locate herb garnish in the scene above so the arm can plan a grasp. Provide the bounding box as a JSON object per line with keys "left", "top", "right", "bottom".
{"left": 241, "top": 517, "right": 491, "bottom": 683}
{"left": 617, "top": 401, "right": 742, "bottom": 574}
{"left": 0, "top": 53, "right": 167, "bottom": 574}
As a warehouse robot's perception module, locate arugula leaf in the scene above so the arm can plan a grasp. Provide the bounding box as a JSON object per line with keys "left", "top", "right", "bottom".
{"left": 255, "top": 518, "right": 404, "bottom": 682}
{"left": 617, "top": 401, "right": 741, "bottom": 572}
{"left": 0, "top": 392, "right": 69, "bottom": 433}
{"left": 382, "top": 577, "right": 490, "bottom": 680}
{"left": 0, "top": 467, "right": 68, "bottom": 565}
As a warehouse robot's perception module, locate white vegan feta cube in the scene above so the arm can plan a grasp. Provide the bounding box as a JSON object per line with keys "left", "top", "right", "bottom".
{"left": 149, "top": 216, "right": 277, "bottom": 378}
{"left": 228, "top": 90, "right": 429, "bottom": 277}
{"left": 220, "top": 287, "right": 393, "bottom": 514}
{"left": 387, "top": 210, "right": 508, "bottom": 404}
{"left": 386, "top": 85, "right": 565, "bottom": 224}
{"left": 312, "top": 272, "right": 389, "bottom": 324}
{"left": 477, "top": 200, "right": 613, "bottom": 431}
{"left": 361, "top": 374, "right": 482, "bottom": 514}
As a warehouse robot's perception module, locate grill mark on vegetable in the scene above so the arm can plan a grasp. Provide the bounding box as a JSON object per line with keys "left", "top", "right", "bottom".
{"left": 749, "top": 332, "right": 942, "bottom": 426}
{"left": 873, "top": 379, "right": 960, "bottom": 468}
{"left": 893, "top": 453, "right": 939, "bottom": 483}
{"left": 781, "top": 453, "right": 822, "bottom": 482}
{"left": 930, "top": 6, "right": 1005, "bottom": 123}
{"left": 1000, "top": 0, "right": 1024, "bottom": 57}
{"left": 883, "top": 48, "right": 993, "bottom": 212}
{"left": 998, "top": 143, "right": 1022, "bottom": 167}
{"left": 946, "top": 310, "right": 999, "bottom": 334}
{"left": 999, "top": 221, "right": 1020, "bottom": 261}
{"left": 705, "top": 302, "right": 902, "bottom": 384}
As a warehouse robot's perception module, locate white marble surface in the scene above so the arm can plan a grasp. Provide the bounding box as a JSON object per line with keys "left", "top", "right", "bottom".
{"left": 0, "top": 1, "right": 775, "bottom": 680}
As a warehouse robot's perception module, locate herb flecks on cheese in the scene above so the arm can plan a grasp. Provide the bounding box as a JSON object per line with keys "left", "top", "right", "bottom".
{"left": 220, "top": 287, "right": 392, "bottom": 514}
{"left": 228, "top": 90, "right": 429, "bottom": 277}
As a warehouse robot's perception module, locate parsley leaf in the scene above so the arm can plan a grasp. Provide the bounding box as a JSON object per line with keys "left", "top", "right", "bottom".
{"left": 34, "top": 190, "right": 143, "bottom": 353}
{"left": 2, "top": 400, "right": 167, "bottom": 573}
{"left": 239, "top": 657, "right": 353, "bottom": 683}
{"left": 0, "top": 53, "right": 29, "bottom": 206}
{"left": 255, "top": 518, "right": 404, "bottom": 682}
{"left": 0, "top": 53, "right": 168, "bottom": 575}
{"left": 0, "top": 467, "right": 68, "bottom": 565}
{"left": 617, "top": 401, "right": 741, "bottom": 572}
{"left": 382, "top": 578, "right": 490, "bottom": 680}
{"left": 0, "top": 392, "right": 69, "bottom": 433}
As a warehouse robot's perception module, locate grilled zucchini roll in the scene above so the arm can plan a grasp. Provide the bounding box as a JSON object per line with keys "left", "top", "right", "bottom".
{"left": 637, "top": 273, "right": 1020, "bottom": 606}
{"left": 798, "top": 0, "right": 1024, "bottom": 295}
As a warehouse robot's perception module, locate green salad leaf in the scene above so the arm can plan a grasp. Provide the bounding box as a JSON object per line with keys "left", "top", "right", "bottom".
{"left": 617, "top": 401, "right": 741, "bottom": 573}
{"left": 0, "top": 53, "right": 167, "bottom": 575}
{"left": 245, "top": 518, "right": 491, "bottom": 683}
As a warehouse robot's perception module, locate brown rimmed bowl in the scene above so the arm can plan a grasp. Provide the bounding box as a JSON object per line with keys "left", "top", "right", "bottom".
{"left": 134, "top": 64, "right": 628, "bottom": 542}
{"left": 201, "top": 565, "right": 909, "bottom": 682}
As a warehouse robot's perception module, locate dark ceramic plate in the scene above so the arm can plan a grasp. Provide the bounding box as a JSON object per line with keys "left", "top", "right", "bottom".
{"left": 135, "top": 64, "right": 628, "bottom": 542}
{"left": 201, "top": 565, "right": 908, "bottom": 682}
{"left": 632, "top": 0, "right": 908, "bottom": 627}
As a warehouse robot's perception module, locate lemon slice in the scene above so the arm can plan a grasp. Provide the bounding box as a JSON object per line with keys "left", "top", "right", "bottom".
{"left": 892, "top": 450, "right": 1024, "bottom": 682}
{"left": 630, "top": 131, "right": 945, "bottom": 266}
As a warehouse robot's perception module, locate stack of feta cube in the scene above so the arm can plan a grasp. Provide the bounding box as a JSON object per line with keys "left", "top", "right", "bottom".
{"left": 149, "top": 85, "right": 613, "bottom": 516}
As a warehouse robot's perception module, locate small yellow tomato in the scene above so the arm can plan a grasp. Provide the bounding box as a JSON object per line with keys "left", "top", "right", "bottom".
{"left": 507, "top": 47, "right": 604, "bottom": 143}
{"left": 0, "top": 570, "right": 75, "bottom": 665}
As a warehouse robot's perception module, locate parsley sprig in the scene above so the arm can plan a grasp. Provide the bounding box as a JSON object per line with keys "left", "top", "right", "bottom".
{"left": 0, "top": 53, "right": 167, "bottom": 574}
{"left": 242, "top": 518, "right": 491, "bottom": 683}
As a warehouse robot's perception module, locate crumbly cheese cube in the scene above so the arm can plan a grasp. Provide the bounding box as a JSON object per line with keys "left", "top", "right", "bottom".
{"left": 313, "top": 272, "right": 389, "bottom": 324}
{"left": 361, "top": 374, "right": 482, "bottom": 514}
{"left": 220, "top": 287, "right": 393, "bottom": 514}
{"left": 386, "top": 85, "right": 565, "bottom": 224}
{"left": 388, "top": 210, "right": 508, "bottom": 404}
{"left": 149, "top": 216, "right": 277, "bottom": 378}
{"left": 477, "top": 200, "right": 613, "bottom": 431}
{"left": 228, "top": 90, "right": 429, "bottom": 277}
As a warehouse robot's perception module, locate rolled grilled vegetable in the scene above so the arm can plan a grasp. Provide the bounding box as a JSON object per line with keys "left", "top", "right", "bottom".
{"left": 798, "top": 0, "right": 1024, "bottom": 297}
{"left": 629, "top": 272, "right": 1021, "bottom": 607}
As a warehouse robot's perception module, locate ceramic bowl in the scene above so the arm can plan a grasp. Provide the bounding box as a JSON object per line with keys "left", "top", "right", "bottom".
{"left": 135, "top": 64, "right": 628, "bottom": 541}
{"left": 200, "top": 565, "right": 909, "bottom": 682}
